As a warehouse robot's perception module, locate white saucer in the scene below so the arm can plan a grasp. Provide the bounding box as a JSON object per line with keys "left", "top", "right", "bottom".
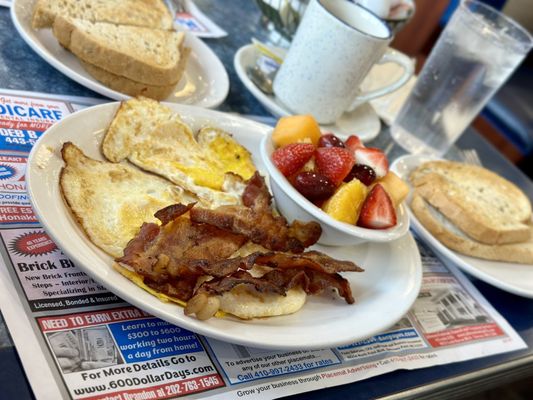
{"left": 391, "top": 154, "right": 533, "bottom": 299}
{"left": 234, "top": 44, "right": 381, "bottom": 142}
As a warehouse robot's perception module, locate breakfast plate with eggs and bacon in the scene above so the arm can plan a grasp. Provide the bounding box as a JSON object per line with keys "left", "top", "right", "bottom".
{"left": 26, "top": 98, "right": 421, "bottom": 350}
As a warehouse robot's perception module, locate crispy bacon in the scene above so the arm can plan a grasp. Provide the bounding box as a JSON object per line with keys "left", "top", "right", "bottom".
{"left": 252, "top": 251, "right": 363, "bottom": 274}
{"left": 190, "top": 172, "right": 321, "bottom": 253}
{"left": 199, "top": 270, "right": 289, "bottom": 296}
{"left": 175, "top": 256, "right": 256, "bottom": 278}
{"left": 304, "top": 269, "right": 354, "bottom": 304}
{"left": 154, "top": 203, "right": 196, "bottom": 225}
{"left": 145, "top": 276, "right": 199, "bottom": 302}
{"left": 197, "top": 267, "right": 354, "bottom": 304}
{"left": 242, "top": 172, "right": 270, "bottom": 208}
{"left": 117, "top": 217, "right": 247, "bottom": 287}
{"left": 116, "top": 172, "right": 361, "bottom": 309}
{"left": 118, "top": 222, "right": 161, "bottom": 272}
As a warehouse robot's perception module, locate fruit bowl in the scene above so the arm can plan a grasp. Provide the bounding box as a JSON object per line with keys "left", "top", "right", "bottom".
{"left": 260, "top": 130, "right": 410, "bottom": 246}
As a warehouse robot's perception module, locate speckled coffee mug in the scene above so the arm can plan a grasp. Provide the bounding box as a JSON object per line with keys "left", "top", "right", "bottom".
{"left": 273, "top": 0, "right": 413, "bottom": 124}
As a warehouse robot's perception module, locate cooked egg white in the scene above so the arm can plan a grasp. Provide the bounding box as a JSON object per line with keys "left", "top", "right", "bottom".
{"left": 102, "top": 98, "right": 256, "bottom": 208}
{"left": 219, "top": 285, "right": 307, "bottom": 319}
{"left": 60, "top": 143, "right": 197, "bottom": 258}
{"left": 127, "top": 121, "right": 256, "bottom": 208}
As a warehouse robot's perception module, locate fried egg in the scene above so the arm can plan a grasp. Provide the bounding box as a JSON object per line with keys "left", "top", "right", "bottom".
{"left": 64, "top": 98, "right": 306, "bottom": 320}
{"left": 102, "top": 97, "right": 256, "bottom": 208}
{"left": 129, "top": 120, "right": 248, "bottom": 208}
{"left": 60, "top": 142, "right": 197, "bottom": 258}
{"left": 197, "top": 126, "right": 256, "bottom": 182}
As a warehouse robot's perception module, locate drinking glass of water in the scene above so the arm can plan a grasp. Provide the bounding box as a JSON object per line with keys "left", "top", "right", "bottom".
{"left": 390, "top": 0, "right": 533, "bottom": 156}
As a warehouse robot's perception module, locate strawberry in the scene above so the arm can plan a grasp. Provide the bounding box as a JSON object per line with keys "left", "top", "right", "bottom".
{"left": 345, "top": 135, "right": 365, "bottom": 154}
{"left": 272, "top": 143, "right": 315, "bottom": 177}
{"left": 315, "top": 147, "right": 355, "bottom": 186}
{"left": 357, "top": 184, "right": 397, "bottom": 229}
{"left": 354, "top": 147, "right": 389, "bottom": 178}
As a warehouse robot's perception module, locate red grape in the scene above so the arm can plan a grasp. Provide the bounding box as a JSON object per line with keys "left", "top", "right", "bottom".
{"left": 344, "top": 163, "right": 376, "bottom": 185}
{"left": 318, "top": 133, "right": 345, "bottom": 148}
{"left": 293, "top": 171, "right": 336, "bottom": 201}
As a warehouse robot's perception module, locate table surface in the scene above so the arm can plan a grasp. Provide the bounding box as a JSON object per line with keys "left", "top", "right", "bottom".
{"left": 0, "top": 1, "right": 532, "bottom": 400}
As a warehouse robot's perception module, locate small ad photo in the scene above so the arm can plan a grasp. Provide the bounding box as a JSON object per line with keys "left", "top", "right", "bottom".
{"left": 47, "top": 326, "right": 123, "bottom": 373}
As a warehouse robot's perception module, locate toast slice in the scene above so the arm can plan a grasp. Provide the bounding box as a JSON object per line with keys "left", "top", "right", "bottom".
{"left": 53, "top": 17, "right": 186, "bottom": 86}
{"left": 32, "top": 0, "right": 173, "bottom": 30}
{"left": 79, "top": 47, "right": 191, "bottom": 100}
{"left": 411, "top": 193, "right": 533, "bottom": 264}
{"left": 410, "top": 161, "right": 532, "bottom": 244}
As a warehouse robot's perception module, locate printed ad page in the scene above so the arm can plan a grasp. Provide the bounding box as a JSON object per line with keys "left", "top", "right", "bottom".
{"left": 38, "top": 307, "right": 225, "bottom": 399}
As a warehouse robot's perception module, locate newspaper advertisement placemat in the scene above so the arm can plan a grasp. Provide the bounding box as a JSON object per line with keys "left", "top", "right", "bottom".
{"left": 0, "top": 88, "right": 527, "bottom": 400}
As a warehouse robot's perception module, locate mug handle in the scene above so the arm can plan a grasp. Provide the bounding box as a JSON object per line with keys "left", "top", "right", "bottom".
{"left": 347, "top": 50, "right": 414, "bottom": 112}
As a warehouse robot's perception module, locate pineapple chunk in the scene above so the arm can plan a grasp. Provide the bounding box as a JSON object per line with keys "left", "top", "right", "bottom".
{"left": 374, "top": 172, "right": 409, "bottom": 206}
{"left": 272, "top": 115, "right": 321, "bottom": 147}
{"left": 322, "top": 179, "right": 367, "bottom": 224}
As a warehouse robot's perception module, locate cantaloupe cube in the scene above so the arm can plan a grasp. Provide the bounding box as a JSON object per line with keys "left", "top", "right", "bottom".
{"left": 272, "top": 115, "right": 321, "bottom": 147}
{"left": 374, "top": 172, "right": 409, "bottom": 206}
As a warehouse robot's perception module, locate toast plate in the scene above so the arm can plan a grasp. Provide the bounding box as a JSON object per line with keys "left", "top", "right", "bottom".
{"left": 11, "top": 0, "right": 229, "bottom": 108}
{"left": 391, "top": 154, "right": 533, "bottom": 299}
{"left": 234, "top": 44, "right": 382, "bottom": 142}
{"left": 26, "top": 103, "right": 422, "bottom": 350}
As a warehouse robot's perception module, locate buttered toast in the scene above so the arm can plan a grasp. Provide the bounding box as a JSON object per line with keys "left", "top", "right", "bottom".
{"left": 410, "top": 160, "right": 532, "bottom": 245}
{"left": 32, "top": 0, "right": 173, "bottom": 30}
{"left": 33, "top": 0, "right": 190, "bottom": 100}
{"left": 411, "top": 194, "right": 533, "bottom": 264}
{"left": 79, "top": 47, "right": 190, "bottom": 100}
{"left": 53, "top": 17, "right": 187, "bottom": 87}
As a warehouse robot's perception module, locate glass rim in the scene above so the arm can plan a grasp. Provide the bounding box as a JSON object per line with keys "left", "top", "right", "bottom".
{"left": 461, "top": 0, "right": 533, "bottom": 53}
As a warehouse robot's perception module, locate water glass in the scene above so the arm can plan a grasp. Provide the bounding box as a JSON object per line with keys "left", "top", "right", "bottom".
{"left": 390, "top": 0, "right": 533, "bottom": 156}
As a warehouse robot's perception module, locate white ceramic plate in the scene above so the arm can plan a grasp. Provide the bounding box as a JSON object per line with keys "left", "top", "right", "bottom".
{"left": 27, "top": 103, "right": 422, "bottom": 350}
{"left": 234, "top": 44, "right": 382, "bottom": 142}
{"left": 391, "top": 154, "right": 533, "bottom": 299}
{"left": 11, "top": 0, "right": 229, "bottom": 108}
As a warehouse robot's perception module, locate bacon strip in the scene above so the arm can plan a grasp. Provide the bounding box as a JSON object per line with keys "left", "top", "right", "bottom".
{"left": 199, "top": 270, "right": 289, "bottom": 296}
{"left": 174, "top": 256, "right": 256, "bottom": 278}
{"left": 198, "top": 267, "right": 354, "bottom": 304}
{"left": 242, "top": 172, "right": 270, "bottom": 208}
{"left": 117, "top": 217, "right": 247, "bottom": 286}
{"left": 304, "top": 269, "right": 354, "bottom": 304}
{"left": 116, "top": 172, "right": 361, "bottom": 308}
{"left": 252, "top": 251, "right": 364, "bottom": 274}
{"left": 189, "top": 172, "right": 321, "bottom": 253}
{"left": 145, "top": 276, "right": 199, "bottom": 302}
{"left": 154, "top": 203, "right": 196, "bottom": 225}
